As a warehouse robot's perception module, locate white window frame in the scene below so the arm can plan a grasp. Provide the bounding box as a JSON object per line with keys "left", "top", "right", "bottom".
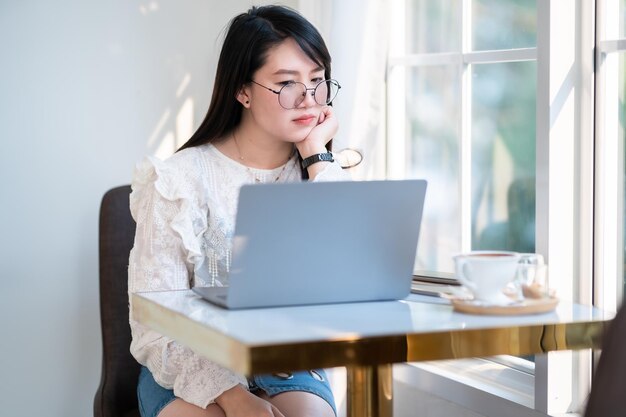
{"left": 594, "top": 0, "right": 626, "bottom": 314}
{"left": 388, "top": 1, "right": 597, "bottom": 415}
{"left": 387, "top": 0, "right": 537, "bottom": 253}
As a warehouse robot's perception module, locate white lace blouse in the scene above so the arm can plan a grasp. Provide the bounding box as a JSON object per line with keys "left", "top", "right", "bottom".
{"left": 128, "top": 143, "right": 350, "bottom": 408}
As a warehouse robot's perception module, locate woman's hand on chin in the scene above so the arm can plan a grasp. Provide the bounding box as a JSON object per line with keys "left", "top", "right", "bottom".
{"left": 295, "top": 106, "right": 338, "bottom": 158}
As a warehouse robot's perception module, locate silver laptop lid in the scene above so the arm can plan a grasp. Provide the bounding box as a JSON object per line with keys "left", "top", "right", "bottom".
{"left": 223, "top": 180, "right": 427, "bottom": 309}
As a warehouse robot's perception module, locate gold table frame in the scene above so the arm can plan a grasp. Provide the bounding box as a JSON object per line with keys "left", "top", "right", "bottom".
{"left": 132, "top": 291, "right": 611, "bottom": 417}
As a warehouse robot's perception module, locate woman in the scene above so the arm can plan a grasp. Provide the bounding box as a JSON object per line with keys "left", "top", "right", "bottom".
{"left": 128, "top": 5, "right": 348, "bottom": 417}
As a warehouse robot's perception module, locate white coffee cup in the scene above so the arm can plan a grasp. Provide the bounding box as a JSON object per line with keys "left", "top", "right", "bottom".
{"left": 453, "top": 251, "right": 521, "bottom": 303}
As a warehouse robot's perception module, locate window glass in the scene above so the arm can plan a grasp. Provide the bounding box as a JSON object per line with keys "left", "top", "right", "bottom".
{"left": 406, "top": 65, "right": 461, "bottom": 272}
{"left": 408, "top": 0, "right": 461, "bottom": 53}
{"left": 472, "top": 0, "right": 536, "bottom": 51}
{"left": 471, "top": 61, "right": 537, "bottom": 252}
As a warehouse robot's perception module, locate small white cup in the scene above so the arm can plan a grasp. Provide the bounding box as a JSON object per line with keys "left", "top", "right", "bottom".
{"left": 453, "top": 251, "right": 521, "bottom": 304}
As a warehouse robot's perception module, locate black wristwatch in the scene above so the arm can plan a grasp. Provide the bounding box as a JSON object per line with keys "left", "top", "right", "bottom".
{"left": 301, "top": 152, "right": 334, "bottom": 169}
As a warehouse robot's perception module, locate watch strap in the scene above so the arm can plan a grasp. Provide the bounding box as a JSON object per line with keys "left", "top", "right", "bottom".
{"left": 301, "top": 152, "right": 334, "bottom": 169}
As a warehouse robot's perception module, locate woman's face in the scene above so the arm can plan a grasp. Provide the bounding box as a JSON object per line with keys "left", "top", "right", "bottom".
{"left": 240, "top": 38, "right": 327, "bottom": 143}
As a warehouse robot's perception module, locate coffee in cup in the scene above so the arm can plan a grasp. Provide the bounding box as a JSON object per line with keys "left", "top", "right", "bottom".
{"left": 453, "top": 251, "right": 521, "bottom": 304}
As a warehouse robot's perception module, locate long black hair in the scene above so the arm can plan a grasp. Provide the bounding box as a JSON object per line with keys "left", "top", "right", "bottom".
{"left": 178, "top": 5, "right": 332, "bottom": 162}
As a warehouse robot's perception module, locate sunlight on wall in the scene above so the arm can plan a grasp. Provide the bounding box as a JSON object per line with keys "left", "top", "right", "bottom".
{"left": 148, "top": 72, "right": 195, "bottom": 159}
{"left": 139, "top": 1, "right": 160, "bottom": 15}
{"left": 176, "top": 73, "right": 191, "bottom": 98}
{"left": 176, "top": 97, "right": 195, "bottom": 149}
{"left": 147, "top": 109, "right": 171, "bottom": 148}
{"left": 155, "top": 131, "right": 176, "bottom": 160}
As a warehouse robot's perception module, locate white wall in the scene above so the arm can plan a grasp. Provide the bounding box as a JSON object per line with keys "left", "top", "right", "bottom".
{"left": 0, "top": 1, "right": 292, "bottom": 416}
{"left": 0, "top": 2, "right": 490, "bottom": 417}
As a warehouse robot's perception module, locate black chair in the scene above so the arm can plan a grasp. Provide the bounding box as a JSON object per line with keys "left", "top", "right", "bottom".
{"left": 584, "top": 303, "right": 626, "bottom": 417}
{"left": 94, "top": 185, "right": 141, "bottom": 417}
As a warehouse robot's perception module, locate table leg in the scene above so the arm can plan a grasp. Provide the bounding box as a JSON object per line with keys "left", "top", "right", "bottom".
{"left": 346, "top": 364, "right": 393, "bottom": 417}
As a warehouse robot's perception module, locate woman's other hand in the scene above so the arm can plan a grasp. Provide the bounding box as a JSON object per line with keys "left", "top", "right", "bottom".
{"left": 216, "top": 385, "right": 285, "bottom": 417}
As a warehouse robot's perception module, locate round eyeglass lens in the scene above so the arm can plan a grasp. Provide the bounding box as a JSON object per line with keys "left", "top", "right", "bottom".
{"left": 278, "top": 80, "right": 340, "bottom": 109}
{"left": 278, "top": 83, "right": 304, "bottom": 109}
{"left": 314, "top": 80, "right": 340, "bottom": 105}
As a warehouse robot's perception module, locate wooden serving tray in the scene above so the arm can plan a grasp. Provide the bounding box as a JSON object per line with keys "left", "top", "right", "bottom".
{"left": 451, "top": 296, "right": 559, "bottom": 315}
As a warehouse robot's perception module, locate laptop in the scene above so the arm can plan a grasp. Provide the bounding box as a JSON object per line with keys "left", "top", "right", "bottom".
{"left": 192, "top": 179, "right": 427, "bottom": 309}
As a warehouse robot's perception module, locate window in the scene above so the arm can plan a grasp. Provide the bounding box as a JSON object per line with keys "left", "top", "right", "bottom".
{"left": 316, "top": 0, "right": 625, "bottom": 413}
{"left": 387, "top": 1, "right": 600, "bottom": 415}
{"left": 388, "top": 0, "right": 537, "bottom": 273}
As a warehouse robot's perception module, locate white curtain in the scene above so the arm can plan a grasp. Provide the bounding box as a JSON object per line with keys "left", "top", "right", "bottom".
{"left": 300, "top": 0, "right": 390, "bottom": 180}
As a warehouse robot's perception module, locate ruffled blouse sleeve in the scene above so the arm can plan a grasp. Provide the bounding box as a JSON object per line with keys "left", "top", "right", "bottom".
{"left": 128, "top": 156, "right": 248, "bottom": 408}
{"left": 311, "top": 160, "right": 352, "bottom": 182}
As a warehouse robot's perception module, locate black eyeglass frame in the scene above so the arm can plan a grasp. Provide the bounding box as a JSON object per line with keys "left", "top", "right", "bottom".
{"left": 250, "top": 79, "right": 341, "bottom": 109}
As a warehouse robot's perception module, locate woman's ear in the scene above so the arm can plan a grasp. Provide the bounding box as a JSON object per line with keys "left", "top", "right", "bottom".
{"left": 236, "top": 87, "right": 251, "bottom": 108}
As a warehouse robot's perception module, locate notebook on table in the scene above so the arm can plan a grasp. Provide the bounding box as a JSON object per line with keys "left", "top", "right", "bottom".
{"left": 192, "top": 179, "right": 427, "bottom": 309}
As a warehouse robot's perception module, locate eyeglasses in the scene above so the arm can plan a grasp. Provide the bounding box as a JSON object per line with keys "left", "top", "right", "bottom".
{"left": 251, "top": 79, "right": 341, "bottom": 109}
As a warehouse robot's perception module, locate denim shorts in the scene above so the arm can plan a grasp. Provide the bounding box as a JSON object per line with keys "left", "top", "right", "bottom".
{"left": 137, "top": 366, "right": 336, "bottom": 417}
